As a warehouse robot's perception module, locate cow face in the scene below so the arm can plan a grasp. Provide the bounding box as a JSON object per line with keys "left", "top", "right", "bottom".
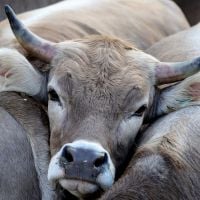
{"left": 1, "top": 6, "right": 200, "bottom": 199}
{"left": 46, "top": 37, "right": 155, "bottom": 198}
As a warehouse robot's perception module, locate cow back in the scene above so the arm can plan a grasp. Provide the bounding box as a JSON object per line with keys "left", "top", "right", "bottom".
{"left": 146, "top": 23, "right": 200, "bottom": 62}
{"left": 0, "top": 0, "right": 189, "bottom": 53}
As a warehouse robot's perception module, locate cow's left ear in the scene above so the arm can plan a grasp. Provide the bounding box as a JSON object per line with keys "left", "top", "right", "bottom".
{"left": 0, "top": 48, "right": 48, "bottom": 103}
{"left": 156, "top": 72, "right": 200, "bottom": 117}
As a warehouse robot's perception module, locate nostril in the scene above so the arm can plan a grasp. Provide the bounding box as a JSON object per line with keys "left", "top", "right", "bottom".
{"left": 62, "top": 147, "right": 74, "bottom": 163}
{"left": 65, "top": 151, "right": 73, "bottom": 162}
{"left": 94, "top": 153, "right": 108, "bottom": 168}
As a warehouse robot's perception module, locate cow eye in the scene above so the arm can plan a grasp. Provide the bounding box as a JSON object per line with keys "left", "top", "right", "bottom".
{"left": 134, "top": 105, "right": 147, "bottom": 117}
{"left": 48, "top": 89, "right": 60, "bottom": 102}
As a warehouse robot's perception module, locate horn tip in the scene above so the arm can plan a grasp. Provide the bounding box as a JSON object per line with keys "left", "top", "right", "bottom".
{"left": 4, "top": 4, "right": 22, "bottom": 34}
{"left": 4, "top": 4, "right": 16, "bottom": 21}
{"left": 4, "top": 4, "right": 12, "bottom": 14}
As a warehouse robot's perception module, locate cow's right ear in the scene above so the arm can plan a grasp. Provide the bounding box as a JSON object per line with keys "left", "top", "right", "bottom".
{"left": 156, "top": 72, "right": 200, "bottom": 117}
{"left": 0, "top": 48, "right": 48, "bottom": 103}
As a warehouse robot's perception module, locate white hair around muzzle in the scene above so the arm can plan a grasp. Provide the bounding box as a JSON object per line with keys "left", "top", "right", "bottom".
{"left": 48, "top": 140, "right": 115, "bottom": 197}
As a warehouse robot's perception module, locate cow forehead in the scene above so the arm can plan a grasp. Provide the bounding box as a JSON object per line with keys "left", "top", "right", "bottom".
{"left": 49, "top": 36, "right": 155, "bottom": 99}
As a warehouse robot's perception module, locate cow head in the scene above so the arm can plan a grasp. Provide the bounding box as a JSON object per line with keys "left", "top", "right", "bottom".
{"left": 0, "top": 5, "right": 199, "bottom": 199}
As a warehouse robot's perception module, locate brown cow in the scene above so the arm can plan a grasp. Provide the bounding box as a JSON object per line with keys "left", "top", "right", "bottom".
{"left": 0, "top": 5, "right": 199, "bottom": 198}
{"left": 98, "top": 23, "right": 200, "bottom": 200}
{"left": 0, "top": 92, "right": 59, "bottom": 200}
{"left": 0, "top": 0, "right": 189, "bottom": 52}
{"left": 99, "top": 105, "right": 200, "bottom": 200}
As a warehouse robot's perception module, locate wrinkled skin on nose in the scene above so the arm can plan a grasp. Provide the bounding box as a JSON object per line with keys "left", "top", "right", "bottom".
{"left": 59, "top": 146, "right": 108, "bottom": 183}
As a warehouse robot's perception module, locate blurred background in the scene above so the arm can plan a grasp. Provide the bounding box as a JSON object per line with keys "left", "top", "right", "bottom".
{"left": 0, "top": 0, "right": 63, "bottom": 20}
{"left": 0, "top": 0, "right": 200, "bottom": 25}
{"left": 174, "top": 0, "right": 200, "bottom": 25}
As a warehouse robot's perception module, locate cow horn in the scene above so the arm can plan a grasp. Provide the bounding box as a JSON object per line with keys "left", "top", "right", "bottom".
{"left": 155, "top": 57, "right": 200, "bottom": 85}
{"left": 4, "top": 5, "right": 57, "bottom": 63}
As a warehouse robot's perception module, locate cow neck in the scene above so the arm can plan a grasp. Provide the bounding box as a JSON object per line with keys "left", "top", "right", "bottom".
{"left": 144, "top": 87, "right": 161, "bottom": 124}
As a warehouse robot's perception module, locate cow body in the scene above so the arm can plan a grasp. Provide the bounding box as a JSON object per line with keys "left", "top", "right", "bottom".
{"left": 98, "top": 23, "right": 200, "bottom": 200}
{"left": 0, "top": 0, "right": 189, "bottom": 51}
{"left": 0, "top": 92, "right": 60, "bottom": 200}
{"left": 0, "top": 100, "right": 40, "bottom": 200}
{"left": 99, "top": 106, "right": 200, "bottom": 200}
{"left": 146, "top": 23, "right": 200, "bottom": 62}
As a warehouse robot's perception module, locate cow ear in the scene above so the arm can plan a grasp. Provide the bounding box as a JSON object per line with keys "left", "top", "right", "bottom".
{"left": 0, "top": 48, "right": 47, "bottom": 102}
{"left": 156, "top": 72, "right": 200, "bottom": 116}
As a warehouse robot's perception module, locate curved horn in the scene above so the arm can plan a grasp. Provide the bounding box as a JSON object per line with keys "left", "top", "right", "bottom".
{"left": 155, "top": 57, "right": 200, "bottom": 85}
{"left": 4, "top": 5, "right": 57, "bottom": 63}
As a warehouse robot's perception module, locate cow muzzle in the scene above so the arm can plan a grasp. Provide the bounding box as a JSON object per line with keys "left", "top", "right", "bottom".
{"left": 48, "top": 140, "right": 115, "bottom": 198}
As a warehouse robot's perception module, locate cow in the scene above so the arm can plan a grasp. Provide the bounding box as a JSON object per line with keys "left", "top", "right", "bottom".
{"left": 146, "top": 22, "right": 200, "bottom": 93}
{"left": 98, "top": 23, "right": 200, "bottom": 200}
{"left": 0, "top": 92, "right": 60, "bottom": 200}
{"left": 146, "top": 23, "right": 200, "bottom": 62}
{"left": 99, "top": 105, "right": 200, "bottom": 200}
{"left": 0, "top": 4, "right": 199, "bottom": 198}
{"left": 0, "top": 0, "right": 189, "bottom": 52}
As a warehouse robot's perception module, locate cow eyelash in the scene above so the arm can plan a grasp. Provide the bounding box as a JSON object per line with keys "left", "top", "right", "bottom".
{"left": 48, "top": 89, "right": 60, "bottom": 103}
{"left": 128, "top": 105, "right": 147, "bottom": 118}
{"left": 134, "top": 105, "right": 147, "bottom": 117}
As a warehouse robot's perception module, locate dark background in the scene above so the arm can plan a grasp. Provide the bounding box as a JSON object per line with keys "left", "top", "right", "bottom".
{"left": 174, "top": 0, "right": 200, "bottom": 25}
{"left": 0, "top": 0, "right": 200, "bottom": 25}
{"left": 0, "top": 0, "right": 63, "bottom": 21}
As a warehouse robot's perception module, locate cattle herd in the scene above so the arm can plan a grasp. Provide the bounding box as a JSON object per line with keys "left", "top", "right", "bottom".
{"left": 0, "top": 0, "right": 199, "bottom": 200}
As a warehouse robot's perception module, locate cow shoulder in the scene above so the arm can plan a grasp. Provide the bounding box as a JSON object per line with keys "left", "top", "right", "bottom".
{"left": 0, "top": 106, "right": 41, "bottom": 200}
{"left": 0, "top": 48, "right": 47, "bottom": 102}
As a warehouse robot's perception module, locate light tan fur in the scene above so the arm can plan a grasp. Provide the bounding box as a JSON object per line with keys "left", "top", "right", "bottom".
{"left": 48, "top": 36, "right": 156, "bottom": 154}
{"left": 0, "top": 0, "right": 189, "bottom": 53}
{"left": 147, "top": 24, "right": 200, "bottom": 116}
{"left": 146, "top": 23, "right": 200, "bottom": 62}
{"left": 99, "top": 106, "right": 200, "bottom": 200}
{"left": 157, "top": 72, "right": 200, "bottom": 116}
{"left": 0, "top": 48, "right": 44, "bottom": 96}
